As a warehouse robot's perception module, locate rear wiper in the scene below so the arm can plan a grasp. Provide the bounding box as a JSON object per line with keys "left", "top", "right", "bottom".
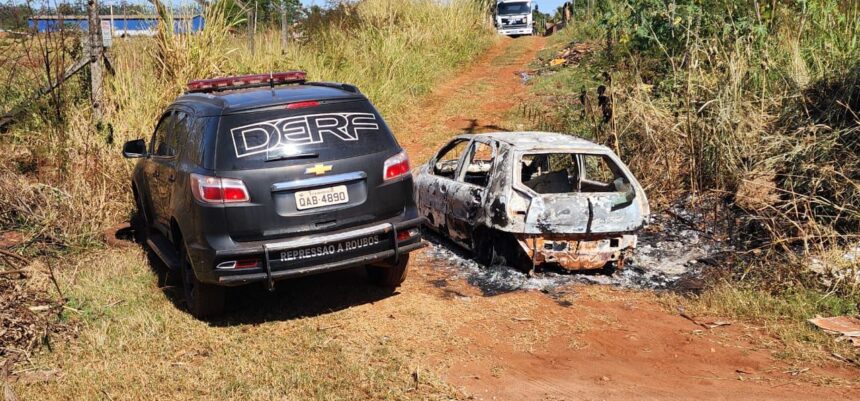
{"left": 265, "top": 152, "right": 319, "bottom": 162}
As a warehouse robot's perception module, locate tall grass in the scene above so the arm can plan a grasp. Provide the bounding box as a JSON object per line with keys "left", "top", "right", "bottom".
{"left": 518, "top": 1, "right": 860, "bottom": 308}
{"left": 530, "top": 0, "right": 859, "bottom": 253}
{"left": 0, "top": 0, "right": 494, "bottom": 251}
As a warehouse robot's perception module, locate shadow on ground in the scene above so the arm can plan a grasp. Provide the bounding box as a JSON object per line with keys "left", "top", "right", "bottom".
{"left": 459, "top": 118, "right": 508, "bottom": 134}
{"left": 211, "top": 267, "right": 397, "bottom": 326}
{"left": 114, "top": 222, "right": 397, "bottom": 326}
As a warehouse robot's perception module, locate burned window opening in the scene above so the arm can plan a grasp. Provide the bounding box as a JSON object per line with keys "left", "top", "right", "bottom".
{"left": 520, "top": 153, "right": 630, "bottom": 194}
{"left": 462, "top": 142, "right": 495, "bottom": 187}
{"left": 433, "top": 139, "right": 469, "bottom": 179}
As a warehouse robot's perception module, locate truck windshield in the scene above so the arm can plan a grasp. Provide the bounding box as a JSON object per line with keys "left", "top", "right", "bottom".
{"left": 498, "top": 2, "right": 530, "bottom": 15}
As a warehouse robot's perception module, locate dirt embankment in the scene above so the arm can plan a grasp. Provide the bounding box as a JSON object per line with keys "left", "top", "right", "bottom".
{"left": 396, "top": 36, "right": 860, "bottom": 400}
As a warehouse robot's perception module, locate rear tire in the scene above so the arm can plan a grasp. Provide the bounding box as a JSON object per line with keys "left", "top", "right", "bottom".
{"left": 601, "top": 261, "right": 619, "bottom": 276}
{"left": 475, "top": 231, "right": 527, "bottom": 269}
{"left": 180, "top": 244, "right": 225, "bottom": 318}
{"left": 367, "top": 254, "right": 409, "bottom": 287}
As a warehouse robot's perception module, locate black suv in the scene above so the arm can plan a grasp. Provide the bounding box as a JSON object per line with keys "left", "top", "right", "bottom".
{"left": 122, "top": 72, "right": 424, "bottom": 317}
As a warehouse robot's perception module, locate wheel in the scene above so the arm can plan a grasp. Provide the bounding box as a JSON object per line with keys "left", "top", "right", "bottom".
{"left": 473, "top": 229, "right": 500, "bottom": 266}
{"left": 601, "top": 261, "right": 619, "bottom": 276}
{"left": 474, "top": 231, "right": 525, "bottom": 268}
{"left": 180, "top": 244, "right": 225, "bottom": 318}
{"left": 367, "top": 254, "right": 409, "bottom": 287}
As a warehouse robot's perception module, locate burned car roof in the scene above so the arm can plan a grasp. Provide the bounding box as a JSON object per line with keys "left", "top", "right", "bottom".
{"left": 467, "top": 131, "right": 612, "bottom": 151}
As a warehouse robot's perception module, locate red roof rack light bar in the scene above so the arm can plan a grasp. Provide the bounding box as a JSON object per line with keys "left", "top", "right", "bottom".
{"left": 186, "top": 71, "right": 307, "bottom": 93}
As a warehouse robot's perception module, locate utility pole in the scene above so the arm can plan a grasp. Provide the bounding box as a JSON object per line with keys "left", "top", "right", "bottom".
{"left": 87, "top": 0, "right": 104, "bottom": 123}
{"left": 233, "top": 0, "right": 255, "bottom": 54}
{"left": 280, "top": 6, "right": 289, "bottom": 51}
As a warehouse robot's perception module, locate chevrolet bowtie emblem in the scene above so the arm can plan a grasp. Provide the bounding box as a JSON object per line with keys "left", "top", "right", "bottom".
{"left": 305, "top": 164, "right": 333, "bottom": 176}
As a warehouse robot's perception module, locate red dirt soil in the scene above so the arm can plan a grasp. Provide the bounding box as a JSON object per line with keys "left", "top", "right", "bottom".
{"left": 397, "top": 36, "right": 860, "bottom": 400}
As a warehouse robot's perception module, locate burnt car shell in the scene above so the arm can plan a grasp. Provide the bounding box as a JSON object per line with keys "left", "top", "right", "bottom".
{"left": 415, "top": 132, "right": 649, "bottom": 272}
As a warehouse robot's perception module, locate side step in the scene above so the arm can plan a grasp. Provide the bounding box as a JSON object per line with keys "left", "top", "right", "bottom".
{"left": 146, "top": 233, "right": 181, "bottom": 270}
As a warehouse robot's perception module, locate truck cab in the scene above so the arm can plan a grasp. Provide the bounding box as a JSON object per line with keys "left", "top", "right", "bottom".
{"left": 495, "top": 0, "right": 533, "bottom": 37}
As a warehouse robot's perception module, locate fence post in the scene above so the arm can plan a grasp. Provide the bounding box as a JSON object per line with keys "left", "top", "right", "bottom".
{"left": 87, "top": 0, "right": 104, "bottom": 124}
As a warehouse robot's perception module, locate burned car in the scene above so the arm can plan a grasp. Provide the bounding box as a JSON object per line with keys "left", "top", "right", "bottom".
{"left": 415, "top": 132, "right": 649, "bottom": 273}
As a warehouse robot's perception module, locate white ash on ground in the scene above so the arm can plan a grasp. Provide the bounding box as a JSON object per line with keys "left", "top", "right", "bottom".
{"left": 416, "top": 205, "right": 732, "bottom": 296}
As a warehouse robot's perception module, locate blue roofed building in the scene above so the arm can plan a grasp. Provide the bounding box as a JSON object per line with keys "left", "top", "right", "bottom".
{"left": 28, "top": 14, "right": 204, "bottom": 36}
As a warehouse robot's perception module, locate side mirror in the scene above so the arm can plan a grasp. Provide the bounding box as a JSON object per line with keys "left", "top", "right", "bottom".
{"left": 123, "top": 139, "right": 147, "bottom": 158}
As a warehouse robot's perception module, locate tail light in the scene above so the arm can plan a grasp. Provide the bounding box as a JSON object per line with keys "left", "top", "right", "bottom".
{"left": 383, "top": 151, "right": 410, "bottom": 181}
{"left": 286, "top": 100, "right": 320, "bottom": 109}
{"left": 216, "top": 258, "right": 260, "bottom": 270}
{"left": 396, "top": 228, "right": 420, "bottom": 242}
{"left": 190, "top": 173, "right": 250, "bottom": 204}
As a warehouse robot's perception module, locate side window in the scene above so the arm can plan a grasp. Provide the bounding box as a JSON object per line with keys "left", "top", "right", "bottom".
{"left": 151, "top": 111, "right": 188, "bottom": 158}
{"left": 433, "top": 139, "right": 469, "bottom": 179}
{"left": 184, "top": 116, "right": 208, "bottom": 166}
{"left": 461, "top": 141, "right": 495, "bottom": 187}
{"left": 151, "top": 112, "right": 175, "bottom": 157}
{"left": 581, "top": 154, "right": 626, "bottom": 192}
{"left": 170, "top": 111, "right": 190, "bottom": 158}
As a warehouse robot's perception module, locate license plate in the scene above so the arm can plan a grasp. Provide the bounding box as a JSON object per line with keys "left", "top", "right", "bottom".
{"left": 295, "top": 185, "right": 349, "bottom": 210}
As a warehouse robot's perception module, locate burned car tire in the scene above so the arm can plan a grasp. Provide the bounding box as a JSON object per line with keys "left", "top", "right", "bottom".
{"left": 367, "top": 254, "right": 409, "bottom": 287}
{"left": 475, "top": 231, "right": 530, "bottom": 269}
{"left": 180, "top": 244, "right": 225, "bottom": 318}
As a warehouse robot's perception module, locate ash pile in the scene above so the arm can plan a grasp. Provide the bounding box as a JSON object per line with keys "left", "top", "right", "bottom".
{"left": 417, "top": 197, "right": 734, "bottom": 294}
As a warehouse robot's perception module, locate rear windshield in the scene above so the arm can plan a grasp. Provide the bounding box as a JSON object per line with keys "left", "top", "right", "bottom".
{"left": 215, "top": 99, "right": 398, "bottom": 170}
{"left": 520, "top": 153, "right": 631, "bottom": 194}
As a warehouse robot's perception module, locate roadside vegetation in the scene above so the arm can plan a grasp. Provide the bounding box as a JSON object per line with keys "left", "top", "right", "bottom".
{"left": 0, "top": 0, "right": 493, "bottom": 396}
{"left": 522, "top": 0, "right": 859, "bottom": 361}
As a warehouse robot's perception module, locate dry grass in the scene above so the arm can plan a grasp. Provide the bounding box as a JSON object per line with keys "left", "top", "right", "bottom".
{"left": 668, "top": 281, "right": 860, "bottom": 363}
{"left": 12, "top": 248, "right": 461, "bottom": 400}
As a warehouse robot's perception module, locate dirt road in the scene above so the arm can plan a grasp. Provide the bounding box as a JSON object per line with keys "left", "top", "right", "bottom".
{"left": 14, "top": 36, "right": 859, "bottom": 401}
{"left": 393, "top": 36, "right": 860, "bottom": 400}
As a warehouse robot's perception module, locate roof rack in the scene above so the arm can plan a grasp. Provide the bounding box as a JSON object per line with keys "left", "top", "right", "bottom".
{"left": 186, "top": 71, "right": 307, "bottom": 93}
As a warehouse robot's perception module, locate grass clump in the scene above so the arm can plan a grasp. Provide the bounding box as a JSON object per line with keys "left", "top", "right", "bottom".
{"left": 676, "top": 281, "right": 860, "bottom": 362}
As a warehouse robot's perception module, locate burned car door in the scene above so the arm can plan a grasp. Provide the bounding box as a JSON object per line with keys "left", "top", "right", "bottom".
{"left": 417, "top": 138, "right": 470, "bottom": 231}
{"left": 446, "top": 140, "right": 496, "bottom": 246}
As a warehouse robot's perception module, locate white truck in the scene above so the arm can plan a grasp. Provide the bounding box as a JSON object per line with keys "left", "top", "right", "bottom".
{"left": 494, "top": 0, "right": 533, "bottom": 36}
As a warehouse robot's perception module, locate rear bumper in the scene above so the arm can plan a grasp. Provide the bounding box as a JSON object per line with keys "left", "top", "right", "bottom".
{"left": 189, "top": 216, "right": 426, "bottom": 286}
{"left": 221, "top": 240, "right": 425, "bottom": 286}
{"left": 514, "top": 233, "right": 637, "bottom": 271}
